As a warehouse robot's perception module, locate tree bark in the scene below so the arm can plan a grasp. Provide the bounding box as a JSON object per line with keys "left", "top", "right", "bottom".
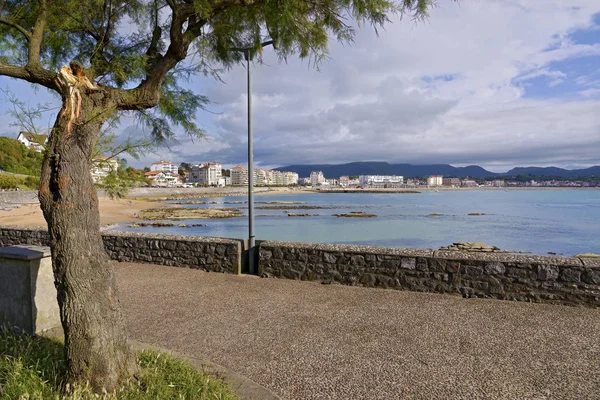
{"left": 38, "top": 87, "right": 136, "bottom": 393}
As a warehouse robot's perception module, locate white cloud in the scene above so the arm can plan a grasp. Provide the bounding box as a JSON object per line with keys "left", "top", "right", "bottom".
{"left": 4, "top": 1, "right": 599, "bottom": 172}
{"left": 164, "top": 0, "right": 600, "bottom": 172}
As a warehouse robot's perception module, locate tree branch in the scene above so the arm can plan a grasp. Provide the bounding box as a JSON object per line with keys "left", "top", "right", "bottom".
{"left": 0, "top": 17, "right": 32, "bottom": 41}
{"left": 28, "top": 0, "right": 47, "bottom": 67}
{"left": 117, "top": 0, "right": 258, "bottom": 110}
{"left": 0, "top": 63, "right": 59, "bottom": 92}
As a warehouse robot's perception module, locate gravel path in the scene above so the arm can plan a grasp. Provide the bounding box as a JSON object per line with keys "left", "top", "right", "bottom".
{"left": 116, "top": 262, "right": 600, "bottom": 400}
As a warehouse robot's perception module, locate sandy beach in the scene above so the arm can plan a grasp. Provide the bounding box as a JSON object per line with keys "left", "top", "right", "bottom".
{"left": 0, "top": 187, "right": 314, "bottom": 228}
{"left": 0, "top": 197, "right": 158, "bottom": 228}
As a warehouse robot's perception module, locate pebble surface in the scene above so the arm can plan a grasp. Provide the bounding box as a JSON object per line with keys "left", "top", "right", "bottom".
{"left": 117, "top": 262, "right": 600, "bottom": 400}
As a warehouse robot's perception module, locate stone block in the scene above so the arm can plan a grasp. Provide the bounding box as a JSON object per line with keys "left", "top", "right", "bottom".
{"left": 350, "top": 255, "right": 365, "bottom": 266}
{"left": 485, "top": 262, "right": 506, "bottom": 275}
{"left": 323, "top": 252, "right": 337, "bottom": 264}
{"left": 463, "top": 265, "right": 483, "bottom": 276}
{"left": 416, "top": 258, "right": 429, "bottom": 272}
{"left": 560, "top": 268, "right": 581, "bottom": 283}
{"left": 446, "top": 261, "right": 460, "bottom": 273}
{"left": 215, "top": 245, "right": 226, "bottom": 256}
{"left": 304, "top": 254, "right": 319, "bottom": 263}
{"left": 0, "top": 246, "right": 60, "bottom": 334}
{"left": 400, "top": 258, "right": 416, "bottom": 270}
{"left": 488, "top": 276, "right": 505, "bottom": 295}
{"left": 273, "top": 248, "right": 284, "bottom": 259}
{"left": 432, "top": 272, "right": 449, "bottom": 282}
{"left": 537, "top": 264, "right": 559, "bottom": 281}
{"left": 382, "top": 259, "right": 400, "bottom": 269}
{"left": 359, "top": 273, "right": 376, "bottom": 286}
{"left": 428, "top": 258, "right": 446, "bottom": 272}
{"left": 582, "top": 269, "right": 600, "bottom": 285}
{"left": 506, "top": 267, "right": 531, "bottom": 279}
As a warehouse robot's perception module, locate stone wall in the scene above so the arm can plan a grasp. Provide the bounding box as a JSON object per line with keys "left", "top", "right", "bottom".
{"left": 0, "top": 190, "right": 39, "bottom": 205}
{"left": 2, "top": 225, "right": 599, "bottom": 306}
{"left": 102, "top": 231, "right": 241, "bottom": 273}
{"left": 259, "top": 241, "right": 600, "bottom": 307}
{"left": 0, "top": 226, "right": 242, "bottom": 274}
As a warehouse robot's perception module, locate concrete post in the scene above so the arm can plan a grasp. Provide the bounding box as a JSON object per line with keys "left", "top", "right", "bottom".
{"left": 0, "top": 245, "right": 60, "bottom": 334}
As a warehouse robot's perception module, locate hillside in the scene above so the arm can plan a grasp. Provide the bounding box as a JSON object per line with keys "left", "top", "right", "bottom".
{"left": 275, "top": 162, "right": 496, "bottom": 178}
{"left": 0, "top": 136, "right": 44, "bottom": 176}
{"left": 275, "top": 161, "right": 600, "bottom": 179}
{"left": 505, "top": 166, "right": 600, "bottom": 178}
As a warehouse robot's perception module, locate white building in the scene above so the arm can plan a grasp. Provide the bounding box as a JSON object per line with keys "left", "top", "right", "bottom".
{"left": 90, "top": 156, "right": 119, "bottom": 183}
{"left": 231, "top": 166, "right": 248, "bottom": 185}
{"left": 254, "top": 169, "right": 267, "bottom": 186}
{"left": 427, "top": 175, "right": 443, "bottom": 186}
{"left": 144, "top": 171, "right": 182, "bottom": 187}
{"left": 188, "top": 162, "right": 222, "bottom": 185}
{"left": 283, "top": 172, "right": 299, "bottom": 185}
{"left": 17, "top": 132, "right": 48, "bottom": 152}
{"left": 150, "top": 160, "right": 178, "bottom": 175}
{"left": 359, "top": 175, "right": 404, "bottom": 188}
{"left": 310, "top": 171, "right": 325, "bottom": 187}
{"left": 231, "top": 166, "right": 298, "bottom": 186}
{"left": 461, "top": 179, "right": 478, "bottom": 187}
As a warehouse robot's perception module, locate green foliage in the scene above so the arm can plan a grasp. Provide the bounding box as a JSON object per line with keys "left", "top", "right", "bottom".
{"left": 0, "top": 173, "right": 40, "bottom": 190}
{"left": 102, "top": 169, "right": 133, "bottom": 199}
{"left": 0, "top": 328, "right": 238, "bottom": 399}
{"left": 100, "top": 166, "right": 149, "bottom": 199}
{"left": 0, "top": 137, "right": 44, "bottom": 176}
{"left": 119, "top": 166, "right": 148, "bottom": 184}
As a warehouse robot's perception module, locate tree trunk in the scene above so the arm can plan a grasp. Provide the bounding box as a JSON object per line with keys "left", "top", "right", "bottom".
{"left": 38, "top": 87, "right": 136, "bottom": 393}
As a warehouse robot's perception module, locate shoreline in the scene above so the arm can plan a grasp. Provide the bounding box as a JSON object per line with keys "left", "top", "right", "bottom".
{"left": 1, "top": 186, "right": 598, "bottom": 229}
{"left": 0, "top": 197, "right": 160, "bottom": 228}
{"left": 317, "top": 186, "right": 600, "bottom": 193}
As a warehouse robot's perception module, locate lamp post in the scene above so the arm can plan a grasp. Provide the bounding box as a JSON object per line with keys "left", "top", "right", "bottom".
{"left": 234, "top": 40, "right": 273, "bottom": 275}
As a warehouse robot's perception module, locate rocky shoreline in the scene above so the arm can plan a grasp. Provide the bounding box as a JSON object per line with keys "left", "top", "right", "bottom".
{"left": 136, "top": 207, "right": 242, "bottom": 220}
{"left": 333, "top": 212, "right": 377, "bottom": 218}
{"left": 440, "top": 242, "right": 530, "bottom": 254}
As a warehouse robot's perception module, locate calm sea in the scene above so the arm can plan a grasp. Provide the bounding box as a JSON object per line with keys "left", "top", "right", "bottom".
{"left": 117, "top": 190, "right": 600, "bottom": 256}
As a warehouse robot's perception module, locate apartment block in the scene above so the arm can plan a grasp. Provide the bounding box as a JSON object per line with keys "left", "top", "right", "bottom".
{"left": 231, "top": 166, "right": 249, "bottom": 185}
{"left": 310, "top": 171, "right": 325, "bottom": 186}
{"left": 188, "top": 162, "right": 222, "bottom": 185}
{"left": 427, "top": 175, "right": 443, "bottom": 186}
{"left": 150, "top": 160, "right": 178, "bottom": 175}
{"left": 359, "top": 175, "right": 404, "bottom": 188}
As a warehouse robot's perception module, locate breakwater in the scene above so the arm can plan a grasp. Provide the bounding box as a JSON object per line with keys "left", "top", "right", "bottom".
{"left": 1, "top": 225, "right": 598, "bottom": 307}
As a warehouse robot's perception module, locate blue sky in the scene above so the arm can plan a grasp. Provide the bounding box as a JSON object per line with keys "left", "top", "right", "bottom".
{"left": 1, "top": 1, "right": 600, "bottom": 173}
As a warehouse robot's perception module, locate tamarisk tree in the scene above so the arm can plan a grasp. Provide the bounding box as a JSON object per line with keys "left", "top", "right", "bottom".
{"left": 0, "top": 0, "right": 438, "bottom": 393}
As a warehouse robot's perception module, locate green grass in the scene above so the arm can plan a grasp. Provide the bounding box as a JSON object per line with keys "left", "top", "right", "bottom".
{"left": 0, "top": 329, "right": 238, "bottom": 399}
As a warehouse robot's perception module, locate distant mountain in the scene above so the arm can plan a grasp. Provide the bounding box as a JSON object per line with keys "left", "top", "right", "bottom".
{"left": 275, "top": 162, "right": 496, "bottom": 178}
{"left": 275, "top": 161, "right": 600, "bottom": 179}
{"left": 504, "top": 166, "right": 600, "bottom": 178}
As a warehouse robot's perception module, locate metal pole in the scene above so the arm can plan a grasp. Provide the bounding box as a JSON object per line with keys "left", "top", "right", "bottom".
{"left": 246, "top": 51, "right": 256, "bottom": 275}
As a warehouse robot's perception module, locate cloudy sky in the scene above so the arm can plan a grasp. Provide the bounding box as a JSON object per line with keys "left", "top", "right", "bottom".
{"left": 1, "top": 0, "right": 600, "bottom": 172}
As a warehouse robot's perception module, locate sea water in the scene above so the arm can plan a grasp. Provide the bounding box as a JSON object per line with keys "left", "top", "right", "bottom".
{"left": 117, "top": 190, "right": 600, "bottom": 256}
